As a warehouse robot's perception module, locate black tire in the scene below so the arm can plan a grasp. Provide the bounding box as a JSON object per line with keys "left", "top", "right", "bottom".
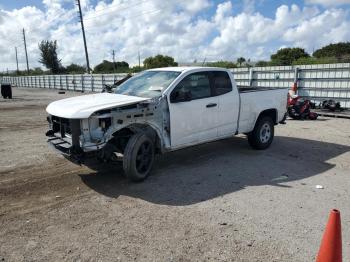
{"left": 248, "top": 116, "right": 274, "bottom": 150}
{"left": 123, "top": 133, "right": 154, "bottom": 182}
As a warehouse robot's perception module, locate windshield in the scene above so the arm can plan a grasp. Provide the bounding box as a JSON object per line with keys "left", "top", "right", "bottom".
{"left": 115, "top": 71, "right": 181, "bottom": 98}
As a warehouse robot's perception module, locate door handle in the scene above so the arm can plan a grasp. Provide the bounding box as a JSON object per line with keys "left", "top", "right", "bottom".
{"left": 206, "top": 103, "right": 217, "bottom": 108}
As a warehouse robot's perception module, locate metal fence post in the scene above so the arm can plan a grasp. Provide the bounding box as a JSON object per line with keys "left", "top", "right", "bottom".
{"left": 91, "top": 75, "right": 94, "bottom": 92}
{"left": 294, "top": 67, "right": 299, "bottom": 83}
{"left": 249, "top": 68, "right": 254, "bottom": 87}
{"left": 73, "top": 75, "right": 76, "bottom": 91}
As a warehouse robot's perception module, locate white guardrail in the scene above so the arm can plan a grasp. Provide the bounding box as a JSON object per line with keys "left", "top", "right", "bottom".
{"left": 233, "top": 63, "right": 350, "bottom": 108}
{"left": 1, "top": 63, "right": 350, "bottom": 108}
{"left": 0, "top": 73, "right": 128, "bottom": 93}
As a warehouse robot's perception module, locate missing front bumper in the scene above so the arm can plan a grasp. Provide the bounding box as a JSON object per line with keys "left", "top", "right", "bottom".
{"left": 46, "top": 131, "right": 85, "bottom": 163}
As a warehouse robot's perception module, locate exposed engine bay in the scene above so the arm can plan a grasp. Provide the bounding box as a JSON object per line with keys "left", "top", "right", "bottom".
{"left": 46, "top": 97, "right": 170, "bottom": 163}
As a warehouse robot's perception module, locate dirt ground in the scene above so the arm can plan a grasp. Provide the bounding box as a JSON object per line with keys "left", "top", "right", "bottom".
{"left": 0, "top": 88, "right": 349, "bottom": 262}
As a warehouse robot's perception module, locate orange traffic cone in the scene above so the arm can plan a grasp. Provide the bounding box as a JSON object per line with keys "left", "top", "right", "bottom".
{"left": 316, "top": 209, "right": 342, "bottom": 262}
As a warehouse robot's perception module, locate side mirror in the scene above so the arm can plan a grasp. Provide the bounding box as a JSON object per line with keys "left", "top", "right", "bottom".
{"left": 170, "top": 90, "right": 192, "bottom": 103}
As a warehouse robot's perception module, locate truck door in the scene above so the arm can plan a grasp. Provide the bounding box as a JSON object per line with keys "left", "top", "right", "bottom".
{"left": 168, "top": 72, "right": 219, "bottom": 148}
{"left": 211, "top": 71, "right": 240, "bottom": 136}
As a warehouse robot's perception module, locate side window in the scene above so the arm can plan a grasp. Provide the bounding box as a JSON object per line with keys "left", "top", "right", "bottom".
{"left": 170, "top": 72, "right": 211, "bottom": 102}
{"left": 212, "top": 71, "right": 232, "bottom": 96}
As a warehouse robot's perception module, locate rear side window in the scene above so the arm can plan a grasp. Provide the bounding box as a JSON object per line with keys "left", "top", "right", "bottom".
{"left": 212, "top": 71, "right": 232, "bottom": 95}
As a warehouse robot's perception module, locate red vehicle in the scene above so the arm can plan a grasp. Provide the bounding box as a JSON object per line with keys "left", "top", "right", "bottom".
{"left": 287, "top": 94, "right": 318, "bottom": 120}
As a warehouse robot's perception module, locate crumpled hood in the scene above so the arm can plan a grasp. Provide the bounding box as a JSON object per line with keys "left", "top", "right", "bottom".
{"left": 46, "top": 93, "right": 149, "bottom": 119}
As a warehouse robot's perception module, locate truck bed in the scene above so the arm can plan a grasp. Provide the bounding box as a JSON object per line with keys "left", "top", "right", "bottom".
{"left": 238, "top": 86, "right": 287, "bottom": 93}
{"left": 237, "top": 87, "right": 288, "bottom": 133}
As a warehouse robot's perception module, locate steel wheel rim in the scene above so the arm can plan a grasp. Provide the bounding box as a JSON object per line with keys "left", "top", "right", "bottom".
{"left": 259, "top": 123, "right": 271, "bottom": 143}
{"left": 136, "top": 141, "right": 152, "bottom": 174}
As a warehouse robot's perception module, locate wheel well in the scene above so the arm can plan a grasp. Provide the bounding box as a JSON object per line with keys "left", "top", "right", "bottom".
{"left": 257, "top": 109, "right": 278, "bottom": 125}
{"left": 111, "top": 124, "right": 162, "bottom": 153}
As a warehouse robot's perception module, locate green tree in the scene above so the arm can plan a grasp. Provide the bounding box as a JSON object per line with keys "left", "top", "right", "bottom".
{"left": 292, "top": 56, "right": 338, "bottom": 65}
{"left": 313, "top": 42, "right": 350, "bottom": 59}
{"left": 143, "top": 54, "right": 178, "bottom": 69}
{"left": 130, "top": 65, "right": 144, "bottom": 73}
{"left": 93, "top": 60, "right": 129, "bottom": 73}
{"left": 30, "top": 67, "right": 44, "bottom": 75}
{"left": 270, "top": 47, "right": 310, "bottom": 66}
{"left": 65, "top": 63, "right": 86, "bottom": 74}
{"left": 255, "top": 60, "right": 270, "bottom": 67}
{"left": 206, "top": 61, "right": 236, "bottom": 68}
{"left": 38, "top": 40, "right": 63, "bottom": 74}
{"left": 237, "top": 57, "right": 246, "bottom": 66}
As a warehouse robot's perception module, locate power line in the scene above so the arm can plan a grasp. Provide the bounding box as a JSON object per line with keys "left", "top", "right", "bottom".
{"left": 83, "top": 0, "right": 186, "bottom": 31}
{"left": 84, "top": 0, "right": 151, "bottom": 21}
{"left": 88, "top": 0, "right": 150, "bottom": 16}
{"left": 84, "top": 8, "right": 162, "bottom": 31}
{"left": 6, "top": 33, "right": 23, "bottom": 47}
{"left": 47, "top": 9, "right": 77, "bottom": 24}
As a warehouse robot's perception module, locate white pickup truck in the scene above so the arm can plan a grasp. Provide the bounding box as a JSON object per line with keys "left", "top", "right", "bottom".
{"left": 46, "top": 67, "right": 287, "bottom": 181}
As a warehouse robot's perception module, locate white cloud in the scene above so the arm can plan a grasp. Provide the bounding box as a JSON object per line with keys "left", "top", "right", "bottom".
{"left": 0, "top": 0, "right": 350, "bottom": 71}
{"left": 305, "top": 0, "right": 350, "bottom": 6}
{"left": 243, "top": 0, "right": 256, "bottom": 14}
{"left": 283, "top": 9, "right": 350, "bottom": 50}
{"left": 205, "top": 4, "right": 327, "bottom": 60}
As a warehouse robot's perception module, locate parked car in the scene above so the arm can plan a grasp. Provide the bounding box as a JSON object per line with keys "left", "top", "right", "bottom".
{"left": 46, "top": 67, "right": 288, "bottom": 181}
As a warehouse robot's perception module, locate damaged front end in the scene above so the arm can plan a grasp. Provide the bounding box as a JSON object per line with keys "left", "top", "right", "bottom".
{"left": 46, "top": 116, "right": 86, "bottom": 163}
{"left": 46, "top": 114, "right": 112, "bottom": 164}
{"left": 46, "top": 97, "right": 169, "bottom": 165}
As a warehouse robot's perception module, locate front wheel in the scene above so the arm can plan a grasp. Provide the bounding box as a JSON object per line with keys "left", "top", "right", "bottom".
{"left": 123, "top": 133, "right": 155, "bottom": 182}
{"left": 248, "top": 116, "right": 274, "bottom": 150}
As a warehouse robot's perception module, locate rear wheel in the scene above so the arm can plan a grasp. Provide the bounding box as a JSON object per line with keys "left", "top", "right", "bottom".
{"left": 248, "top": 116, "right": 274, "bottom": 150}
{"left": 123, "top": 133, "right": 154, "bottom": 182}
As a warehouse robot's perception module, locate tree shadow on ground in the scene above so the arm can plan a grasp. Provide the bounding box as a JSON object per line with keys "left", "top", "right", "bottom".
{"left": 80, "top": 136, "right": 349, "bottom": 206}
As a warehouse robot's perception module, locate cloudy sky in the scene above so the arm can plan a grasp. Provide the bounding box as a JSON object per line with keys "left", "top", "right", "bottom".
{"left": 0, "top": 0, "right": 350, "bottom": 71}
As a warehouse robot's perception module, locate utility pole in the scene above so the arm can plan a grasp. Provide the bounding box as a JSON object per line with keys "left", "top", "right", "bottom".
{"left": 76, "top": 0, "right": 91, "bottom": 74}
{"left": 15, "top": 47, "right": 19, "bottom": 72}
{"left": 112, "top": 50, "right": 116, "bottom": 73}
{"left": 22, "top": 28, "right": 29, "bottom": 74}
{"left": 138, "top": 51, "right": 141, "bottom": 69}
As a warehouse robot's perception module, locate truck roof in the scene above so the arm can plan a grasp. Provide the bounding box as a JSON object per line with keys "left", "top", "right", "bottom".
{"left": 147, "top": 66, "right": 231, "bottom": 73}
